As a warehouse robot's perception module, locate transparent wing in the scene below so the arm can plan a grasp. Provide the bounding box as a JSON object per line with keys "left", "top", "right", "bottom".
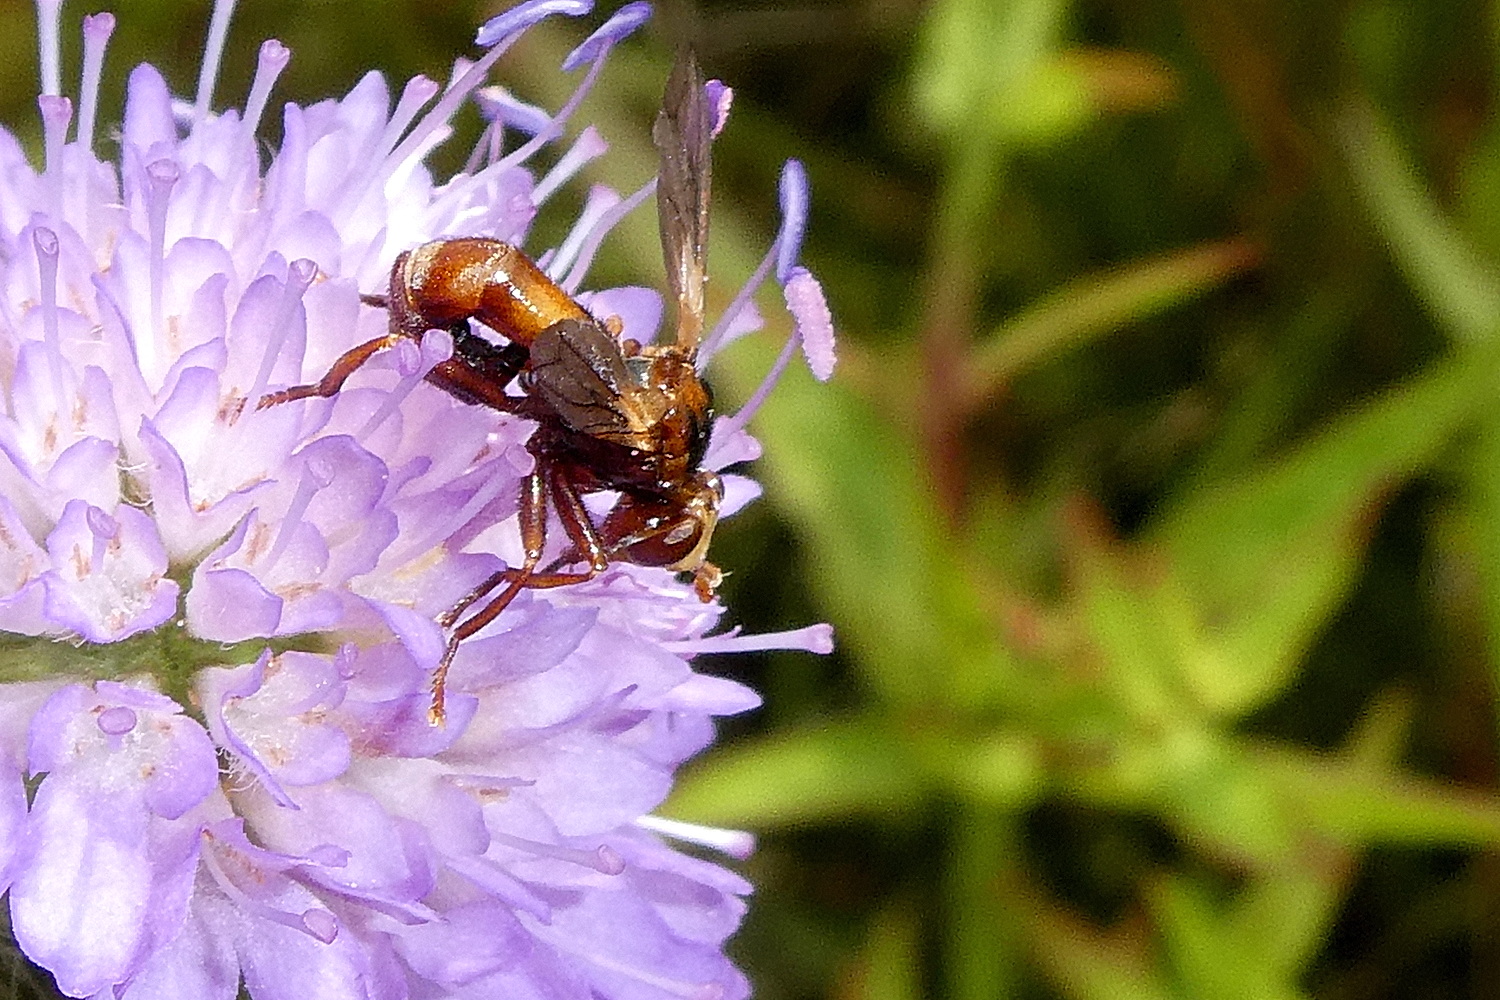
{"left": 652, "top": 48, "right": 712, "bottom": 352}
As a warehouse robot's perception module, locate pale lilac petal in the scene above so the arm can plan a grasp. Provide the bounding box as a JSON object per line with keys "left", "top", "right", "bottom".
{"left": 719, "top": 473, "right": 762, "bottom": 517}
{"left": 0, "top": 762, "right": 28, "bottom": 889}
{"left": 578, "top": 285, "right": 663, "bottom": 344}
{"left": 41, "top": 501, "right": 180, "bottom": 641}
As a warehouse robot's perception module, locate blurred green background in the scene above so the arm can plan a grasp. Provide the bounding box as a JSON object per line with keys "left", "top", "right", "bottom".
{"left": 8, "top": 0, "right": 1500, "bottom": 997}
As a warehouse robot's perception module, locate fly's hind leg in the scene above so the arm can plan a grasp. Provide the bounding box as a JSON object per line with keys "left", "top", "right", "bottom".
{"left": 428, "top": 465, "right": 611, "bottom": 724}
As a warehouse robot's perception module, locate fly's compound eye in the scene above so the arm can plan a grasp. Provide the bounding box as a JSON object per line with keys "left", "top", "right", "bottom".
{"left": 623, "top": 518, "right": 705, "bottom": 568}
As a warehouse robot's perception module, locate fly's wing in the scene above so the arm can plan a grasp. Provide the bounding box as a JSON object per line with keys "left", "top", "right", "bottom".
{"left": 652, "top": 48, "right": 712, "bottom": 353}
{"left": 528, "top": 319, "right": 665, "bottom": 444}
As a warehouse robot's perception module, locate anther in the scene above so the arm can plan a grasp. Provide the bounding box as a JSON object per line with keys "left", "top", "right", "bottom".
{"left": 358, "top": 328, "right": 452, "bottom": 440}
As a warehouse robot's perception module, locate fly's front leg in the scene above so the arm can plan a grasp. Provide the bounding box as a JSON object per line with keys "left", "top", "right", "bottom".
{"left": 428, "top": 466, "right": 611, "bottom": 724}
{"left": 257, "top": 333, "right": 403, "bottom": 409}
{"left": 429, "top": 471, "right": 547, "bottom": 724}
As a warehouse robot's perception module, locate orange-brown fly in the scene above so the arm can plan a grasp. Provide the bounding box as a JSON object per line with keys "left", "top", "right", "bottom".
{"left": 258, "top": 50, "right": 721, "bottom": 722}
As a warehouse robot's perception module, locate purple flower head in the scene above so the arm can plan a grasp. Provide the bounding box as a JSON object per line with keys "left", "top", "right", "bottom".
{"left": 0, "top": 1, "right": 834, "bottom": 997}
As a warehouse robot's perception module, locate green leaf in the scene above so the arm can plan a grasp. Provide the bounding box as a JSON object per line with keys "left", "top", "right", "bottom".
{"left": 912, "top": 0, "right": 1071, "bottom": 139}
{"left": 1029, "top": 901, "right": 1179, "bottom": 1000}
{"left": 1152, "top": 351, "right": 1495, "bottom": 713}
{"left": 715, "top": 337, "right": 1016, "bottom": 710}
{"left": 664, "top": 718, "right": 928, "bottom": 829}
{"left": 1256, "top": 742, "right": 1500, "bottom": 846}
{"left": 966, "top": 238, "right": 1260, "bottom": 406}
{"left": 855, "top": 903, "right": 925, "bottom": 1000}
{"left": 1150, "top": 876, "right": 1310, "bottom": 1000}
{"left": 945, "top": 810, "right": 1022, "bottom": 1000}
{"left": 1459, "top": 410, "right": 1500, "bottom": 708}
{"left": 1341, "top": 103, "right": 1500, "bottom": 343}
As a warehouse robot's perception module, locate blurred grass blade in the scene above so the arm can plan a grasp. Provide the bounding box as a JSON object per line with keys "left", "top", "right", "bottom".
{"left": 1149, "top": 876, "right": 1309, "bottom": 1000}
{"left": 717, "top": 335, "right": 1017, "bottom": 710}
{"left": 1341, "top": 102, "right": 1500, "bottom": 343}
{"left": 965, "top": 238, "right": 1261, "bottom": 408}
{"left": 854, "top": 903, "right": 925, "bottom": 1000}
{"left": 1027, "top": 895, "right": 1177, "bottom": 1000}
{"left": 1152, "top": 350, "right": 1495, "bottom": 712}
{"left": 665, "top": 718, "right": 927, "bottom": 828}
{"left": 913, "top": 0, "right": 1070, "bottom": 139}
{"left": 1466, "top": 411, "right": 1500, "bottom": 711}
{"left": 1258, "top": 742, "right": 1500, "bottom": 845}
{"left": 1224, "top": 844, "right": 1351, "bottom": 983}
{"left": 946, "top": 810, "right": 1022, "bottom": 1000}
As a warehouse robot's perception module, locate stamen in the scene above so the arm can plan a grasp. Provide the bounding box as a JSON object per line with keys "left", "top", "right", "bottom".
{"left": 85, "top": 506, "right": 117, "bottom": 575}
{"left": 193, "top": 0, "right": 239, "bottom": 124}
{"left": 445, "top": 854, "right": 553, "bottom": 923}
{"left": 358, "top": 329, "right": 453, "bottom": 439}
{"left": 144, "top": 157, "right": 180, "bottom": 383}
{"left": 635, "top": 815, "right": 756, "bottom": 859}
{"left": 376, "top": 76, "right": 441, "bottom": 166}
{"left": 35, "top": 0, "right": 63, "bottom": 98}
{"left": 491, "top": 4, "right": 649, "bottom": 176}
{"left": 33, "top": 227, "right": 69, "bottom": 407}
{"left": 700, "top": 158, "right": 808, "bottom": 363}
{"left": 474, "top": 0, "right": 592, "bottom": 47}
{"left": 699, "top": 242, "right": 774, "bottom": 365}
{"left": 242, "top": 39, "right": 290, "bottom": 142}
{"left": 462, "top": 122, "right": 497, "bottom": 175}
{"left": 473, "top": 85, "right": 551, "bottom": 137}
{"left": 383, "top": 461, "right": 514, "bottom": 566}
{"left": 561, "top": 2, "right": 650, "bottom": 72}
{"left": 775, "top": 159, "right": 808, "bottom": 282}
{"left": 545, "top": 184, "right": 621, "bottom": 280}
{"left": 246, "top": 257, "right": 317, "bottom": 408}
{"left": 560, "top": 177, "right": 656, "bottom": 293}
{"left": 714, "top": 324, "right": 799, "bottom": 443}
{"left": 263, "top": 452, "right": 335, "bottom": 574}
{"left": 532, "top": 125, "right": 607, "bottom": 204}
{"left": 380, "top": 0, "right": 594, "bottom": 203}
{"left": 201, "top": 840, "right": 341, "bottom": 944}
{"left": 96, "top": 704, "right": 138, "bottom": 736}
{"left": 37, "top": 95, "right": 70, "bottom": 221}
{"left": 327, "top": 75, "right": 439, "bottom": 224}
{"left": 664, "top": 622, "right": 834, "bottom": 656}
{"left": 77, "top": 13, "right": 116, "bottom": 155}
{"left": 488, "top": 830, "right": 626, "bottom": 876}
{"left": 493, "top": 58, "right": 606, "bottom": 176}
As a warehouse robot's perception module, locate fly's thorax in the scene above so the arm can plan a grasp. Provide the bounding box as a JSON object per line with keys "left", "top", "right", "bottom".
{"left": 626, "top": 346, "right": 715, "bottom": 470}
{"left": 525, "top": 324, "right": 715, "bottom": 494}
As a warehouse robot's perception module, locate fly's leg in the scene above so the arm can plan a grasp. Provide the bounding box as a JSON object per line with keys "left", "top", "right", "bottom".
{"left": 428, "top": 465, "right": 610, "bottom": 724}
{"left": 257, "top": 333, "right": 403, "bottom": 408}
